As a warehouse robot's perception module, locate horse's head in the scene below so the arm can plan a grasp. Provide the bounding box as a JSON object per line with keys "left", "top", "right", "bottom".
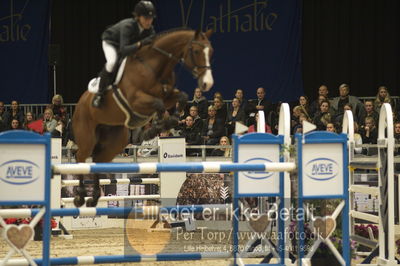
{"left": 183, "top": 29, "right": 214, "bottom": 92}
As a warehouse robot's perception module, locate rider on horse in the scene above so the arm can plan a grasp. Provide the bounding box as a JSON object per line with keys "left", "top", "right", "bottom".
{"left": 92, "top": 0, "right": 157, "bottom": 108}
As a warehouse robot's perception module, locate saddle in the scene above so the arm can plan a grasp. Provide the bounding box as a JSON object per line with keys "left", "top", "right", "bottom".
{"left": 87, "top": 58, "right": 127, "bottom": 94}
{"left": 87, "top": 58, "right": 154, "bottom": 129}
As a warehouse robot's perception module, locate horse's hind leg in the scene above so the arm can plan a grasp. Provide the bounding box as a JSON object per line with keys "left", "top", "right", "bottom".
{"left": 72, "top": 105, "right": 99, "bottom": 207}
{"left": 86, "top": 125, "right": 129, "bottom": 207}
{"left": 73, "top": 175, "right": 86, "bottom": 207}
{"left": 85, "top": 175, "right": 101, "bottom": 207}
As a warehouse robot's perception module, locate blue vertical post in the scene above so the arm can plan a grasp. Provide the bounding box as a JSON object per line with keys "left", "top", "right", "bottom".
{"left": 43, "top": 132, "right": 52, "bottom": 266}
{"left": 233, "top": 134, "right": 240, "bottom": 265}
{"left": 0, "top": 131, "right": 52, "bottom": 266}
{"left": 297, "top": 138, "right": 305, "bottom": 262}
{"left": 296, "top": 131, "right": 350, "bottom": 265}
{"left": 341, "top": 138, "right": 350, "bottom": 265}
{"left": 233, "top": 133, "right": 286, "bottom": 265}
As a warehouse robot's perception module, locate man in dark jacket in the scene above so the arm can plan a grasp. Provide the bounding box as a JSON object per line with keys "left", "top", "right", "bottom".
{"left": 92, "top": 1, "right": 156, "bottom": 108}
{"left": 246, "top": 87, "right": 273, "bottom": 125}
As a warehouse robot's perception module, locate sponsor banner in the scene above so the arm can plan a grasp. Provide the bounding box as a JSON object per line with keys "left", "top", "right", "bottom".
{"left": 155, "top": 0, "right": 303, "bottom": 102}
{"left": 0, "top": 144, "right": 45, "bottom": 201}
{"left": 301, "top": 143, "right": 343, "bottom": 197}
{"left": 0, "top": 0, "right": 50, "bottom": 103}
{"left": 158, "top": 137, "right": 186, "bottom": 207}
{"left": 238, "top": 144, "right": 280, "bottom": 195}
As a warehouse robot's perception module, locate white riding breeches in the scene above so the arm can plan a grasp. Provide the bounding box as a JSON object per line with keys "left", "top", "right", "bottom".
{"left": 102, "top": 41, "right": 118, "bottom": 73}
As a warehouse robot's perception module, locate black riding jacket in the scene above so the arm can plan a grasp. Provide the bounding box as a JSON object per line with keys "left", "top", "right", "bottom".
{"left": 102, "top": 18, "right": 155, "bottom": 56}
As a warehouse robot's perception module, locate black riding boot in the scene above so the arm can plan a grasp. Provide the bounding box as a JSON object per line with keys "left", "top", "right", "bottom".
{"left": 92, "top": 69, "right": 113, "bottom": 108}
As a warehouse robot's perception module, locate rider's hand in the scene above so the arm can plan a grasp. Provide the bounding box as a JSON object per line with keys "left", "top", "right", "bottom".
{"left": 141, "top": 36, "right": 154, "bottom": 46}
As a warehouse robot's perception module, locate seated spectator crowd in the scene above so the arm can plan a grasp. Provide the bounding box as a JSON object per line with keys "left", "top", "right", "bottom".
{"left": 2, "top": 84, "right": 400, "bottom": 157}
{"left": 0, "top": 95, "right": 70, "bottom": 145}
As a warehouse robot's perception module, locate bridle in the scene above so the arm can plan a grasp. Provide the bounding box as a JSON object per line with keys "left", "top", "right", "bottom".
{"left": 152, "top": 36, "right": 212, "bottom": 78}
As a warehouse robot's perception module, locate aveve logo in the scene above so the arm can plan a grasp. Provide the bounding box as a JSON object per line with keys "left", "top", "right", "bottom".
{"left": 0, "top": 160, "right": 40, "bottom": 185}
{"left": 305, "top": 158, "right": 339, "bottom": 181}
{"left": 243, "top": 158, "right": 274, "bottom": 180}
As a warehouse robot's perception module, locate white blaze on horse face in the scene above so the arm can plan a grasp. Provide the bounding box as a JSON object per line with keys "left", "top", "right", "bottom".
{"left": 199, "top": 46, "right": 213, "bottom": 92}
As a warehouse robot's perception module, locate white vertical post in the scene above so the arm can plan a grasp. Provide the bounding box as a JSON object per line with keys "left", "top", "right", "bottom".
{"left": 51, "top": 138, "right": 62, "bottom": 233}
{"left": 278, "top": 103, "right": 293, "bottom": 264}
{"left": 342, "top": 110, "right": 355, "bottom": 241}
{"left": 377, "top": 103, "right": 396, "bottom": 264}
{"left": 257, "top": 111, "right": 265, "bottom": 133}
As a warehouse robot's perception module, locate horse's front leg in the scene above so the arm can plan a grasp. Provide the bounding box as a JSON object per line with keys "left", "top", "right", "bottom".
{"left": 73, "top": 174, "right": 86, "bottom": 207}
{"left": 131, "top": 90, "right": 166, "bottom": 119}
{"left": 86, "top": 174, "right": 101, "bottom": 207}
{"left": 163, "top": 88, "right": 188, "bottom": 113}
{"left": 159, "top": 89, "right": 187, "bottom": 130}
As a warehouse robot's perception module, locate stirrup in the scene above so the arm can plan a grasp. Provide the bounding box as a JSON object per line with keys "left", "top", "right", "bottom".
{"left": 92, "top": 94, "right": 103, "bottom": 108}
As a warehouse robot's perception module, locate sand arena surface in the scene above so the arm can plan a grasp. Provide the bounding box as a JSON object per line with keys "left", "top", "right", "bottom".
{"left": 0, "top": 226, "right": 375, "bottom": 266}
{"left": 0, "top": 225, "right": 267, "bottom": 266}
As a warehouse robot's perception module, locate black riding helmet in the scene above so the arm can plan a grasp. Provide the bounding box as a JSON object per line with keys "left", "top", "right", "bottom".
{"left": 133, "top": 1, "right": 156, "bottom": 18}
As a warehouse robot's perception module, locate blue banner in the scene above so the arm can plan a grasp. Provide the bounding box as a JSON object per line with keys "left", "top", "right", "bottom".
{"left": 154, "top": 0, "right": 303, "bottom": 102}
{"left": 0, "top": 0, "right": 50, "bottom": 104}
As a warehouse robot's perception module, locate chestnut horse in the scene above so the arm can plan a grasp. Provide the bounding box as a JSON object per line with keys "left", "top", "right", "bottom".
{"left": 72, "top": 28, "right": 214, "bottom": 207}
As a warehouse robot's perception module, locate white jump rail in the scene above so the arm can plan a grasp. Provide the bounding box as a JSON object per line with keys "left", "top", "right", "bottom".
{"left": 53, "top": 161, "right": 297, "bottom": 175}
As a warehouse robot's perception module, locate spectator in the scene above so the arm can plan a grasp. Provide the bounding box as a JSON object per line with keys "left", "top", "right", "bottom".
{"left": 0, "top": 101, "right": 6, "bottom": 125}
{"left": 23, "top": 112, "right": 35, "bottom": 130}
{"left": 181, "top": 115, "right": 202, "bottom": 156}
{"left": 175, "top": 101, "right": 188, "bottom": 132}
{"left": 213, "top": 96, "right": 227, "bottom": 123}
{"left": 4, "top": 100, "right": 24, "bottom": 130}
{"left": 333, "top": 103, "right": 353, "bottom": 131}
{"left": 360, "top": 117, "right": 378, "bottom": 155}
{"left": 137, "top": 130, "right": 171, "bottom": 157}
{"left": 309, "top": 85, "right": 330, "bottom": 117}
{"left": 226, "top": 97, "right": 246, "bottom": 136}
{"left": 0, "top": 120, "right": 5, "bottom": 132}
{"left": 201, "top": 105, "right": 225, "bottom": 145}
{"left": 247, "top": 87, "right": 273, "bottom": 125}
{"left": 234, "top": 89, "right": 249, "bottom": 116}
{"left": 247, "top": 112, "right": 272, "bottom": 133}
{"left": 374, "top": 86, "right": 393, "bottom": 112}
{"left": 0, "top": 101, "right": 6, "bottom": 132}
{"left": 213, "top": 91, "right": 223, "bottom": 100}
{"left": 309, "top": 95, "right": 328, "bottom": 118}
{"left": 358, "top": 100, "right": 379, "bottom": 128}
{"left": 292, "top": 106, "right": 308, "bottom": 123}
{"left": 211, "top": 136, "right": 232, "bottom": 157}
{"left": 188, "top": 105, "right": 204, "bottom": 132}
{"left": 181, "top": 116, "right": 202, "bottom": 145}
{"left": 326, "top": 123, "right": 336, "bottom": 133}
{"left": 394, "top": 122, "right": 400, "bottom": 156}
{"left": 312, "top": 100, "right": 332, "bottom": 131}
{"left": 331, "top": 83, "right": 362, "bottom": 119}
{"left": 10, "top": 119, "right": 21, "bottom": 130}
{"left": 298, "top": 95, "right": 311, "bottom": 119}
{"left": 43, "top": 108, "right": 59, "bottom": 136}
{"left": 47, "top": 94, "right": 68, "bottom": 127}
{"left": 190, "top": 87, "right": 208, "bottom": 119}
{"left": 293, "top": 113, "right": 310, "bottom": 134}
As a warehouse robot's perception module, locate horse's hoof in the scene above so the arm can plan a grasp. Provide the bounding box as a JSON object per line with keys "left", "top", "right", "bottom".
{"left": 73, "top": 196, "right": 85, "bottom": 207}
{"left": 86, "top": 198, "right": 97, "bottom": 207}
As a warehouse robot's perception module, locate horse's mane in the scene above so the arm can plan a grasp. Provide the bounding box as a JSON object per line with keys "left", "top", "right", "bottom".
{"left": 152, "top": 27, "right": 193, "bottom": 42}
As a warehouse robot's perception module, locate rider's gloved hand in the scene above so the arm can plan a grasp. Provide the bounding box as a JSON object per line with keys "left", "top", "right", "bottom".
{"left": 141, "top": 36, "right": 154, "bottom": 46}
